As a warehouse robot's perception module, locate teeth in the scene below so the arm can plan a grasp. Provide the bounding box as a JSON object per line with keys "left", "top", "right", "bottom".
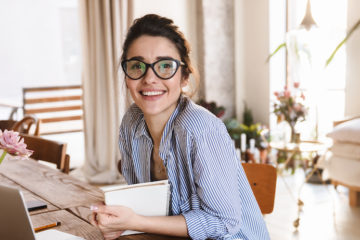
{"left": 142, "top": 91, "right": 163, "bottom": 96}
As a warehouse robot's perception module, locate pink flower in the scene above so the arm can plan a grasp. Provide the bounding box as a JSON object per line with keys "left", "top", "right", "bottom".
{"left": 0, "top": 130, "right": 33, "bottom": 157}
{"left": 284, "top": 90, "right": 291, "bottom": 98}
{"left": 294, "top": 82, "right": 300, "bottom": 88}
{"left": 273, "top": 84, "right": 308, "bottom": 128}
{"left": 301, "top": 92, "right": 305, "bottom": 100}
{"left": 293, "top": 103, "right": 302, "bottom": 111}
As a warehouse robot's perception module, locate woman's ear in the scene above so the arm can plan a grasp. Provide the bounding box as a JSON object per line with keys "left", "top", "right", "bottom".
{"left": 180, "top": 77, "right": 190, "bottom": 95}
{"left": 181, "top": 76, "right": 189, "bottom": 88}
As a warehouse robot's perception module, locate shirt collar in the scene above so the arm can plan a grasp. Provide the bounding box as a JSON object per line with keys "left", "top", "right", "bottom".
{"left": 159, "top": 95, "right": 187, "bottom": 154}
{"left": 133, "top": 95, "right": 187, "bottom": 147}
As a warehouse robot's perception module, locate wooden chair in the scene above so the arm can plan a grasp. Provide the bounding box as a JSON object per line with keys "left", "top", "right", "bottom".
{"left": 242, "top": 163, "right": 277, "bottom": 214}
{"left": 11, "top": 115, "right": 40, "bottom": 136}
{"left": 0, "top": 120, "right": 17, "bottom": 131}
{"left": 22, "top": 85, "right": 83, "bottom": 135}
{"left": 117, "top": 160, "right": 277, "bottom": 214}
{"left": 20, "top": 134, "right": 70, "bottom": 174}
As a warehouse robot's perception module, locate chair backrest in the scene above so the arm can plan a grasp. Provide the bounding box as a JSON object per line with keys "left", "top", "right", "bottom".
{"left": 22, "top": 85, "right": 83, "bottom": 135}
{"left": 11, "top": 115, "right": 40, "bottom": 136}
{"left": 242, "top": 163, "right": 277, "bottom": 214}
{"left": 20, "top": 134, "right": 70, "bottom": 174}
{"left": 0, "top": 120, "right": 17, "bottom": 131}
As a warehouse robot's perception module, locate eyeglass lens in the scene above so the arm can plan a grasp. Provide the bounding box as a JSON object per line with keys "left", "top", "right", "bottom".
{"left": 123, "top": 59, "right": 179, "bottom": 80}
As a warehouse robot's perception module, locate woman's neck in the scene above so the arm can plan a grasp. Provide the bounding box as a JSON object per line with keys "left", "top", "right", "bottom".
{"left": 145, "top": 115, "right": 167, "bottom": 146}
{"left": 144, "top": 101, "right": 179, "bottom": 146}
{"left": 143, "top": 96, "right": 181, "bottom": 146}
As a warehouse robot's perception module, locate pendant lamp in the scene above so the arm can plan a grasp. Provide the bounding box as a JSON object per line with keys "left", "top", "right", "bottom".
{"left": 299, "top": 0, "right": 317, "bottom": 30}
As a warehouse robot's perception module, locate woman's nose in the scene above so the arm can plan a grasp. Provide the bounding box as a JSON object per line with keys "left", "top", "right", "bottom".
{"left": 142, "top": 67, "right": 159, "bottom": 84}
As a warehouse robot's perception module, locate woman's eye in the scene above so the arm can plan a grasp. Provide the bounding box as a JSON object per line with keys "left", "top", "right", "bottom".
{"left": 159, "top": 61, "right": 175, "bottom": 70}
{"left": 131, "top": 63, "right": 142, "bottom": 70}
{"left": 161, "top": 63, "right": 171, "bottom": 69}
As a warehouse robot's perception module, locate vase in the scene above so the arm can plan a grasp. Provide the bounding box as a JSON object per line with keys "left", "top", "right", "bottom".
{"left": 289, "top": 123, "right": 300, "bottom": 143}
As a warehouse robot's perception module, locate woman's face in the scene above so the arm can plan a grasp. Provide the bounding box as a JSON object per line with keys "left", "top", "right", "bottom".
{"left": 125, "top": 35, "right": 188, "bottom": 119}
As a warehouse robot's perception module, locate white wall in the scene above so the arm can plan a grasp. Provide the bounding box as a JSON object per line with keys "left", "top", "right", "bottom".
{"left": 201, "top": 0, "right": 235, "bottom": 119}
{"left": 235, "top": 0, "right": 270, "bottom": 125}
{"left": 0, "top": 1, "right": 80, "bottom": 102}
{"left": 234, "top": 0, "right": 246, "bottom": 121}
{"left": 131, "top": 0, "right": 198, "bottom": 65}
{"left": 346, "top": 0, "right": 360, "bottom": 116}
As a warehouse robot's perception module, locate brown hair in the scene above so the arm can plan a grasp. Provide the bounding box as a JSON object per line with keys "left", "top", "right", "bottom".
{"left": 121, "top": 14, "right": 199, "bottom": 97}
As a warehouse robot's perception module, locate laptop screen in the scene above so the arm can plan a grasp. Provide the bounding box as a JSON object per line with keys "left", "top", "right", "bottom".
{"left": 0, "top": 185, "right": 85, "bottom": 240}
{"left": 0, "top": 184, "right": 36, "bottom": 240}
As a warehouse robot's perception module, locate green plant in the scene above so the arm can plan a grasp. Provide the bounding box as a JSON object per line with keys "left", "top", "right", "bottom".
{"left": 243, "top": 102, "right": 253, "bottom": 127}
{"left": 224, "top": 103, "right": 269, "bottom": 150}
{"left": 266, "top": 42, "right": 286, "bottom": 63}
{"left": 197, "top": 99, "right": 225, "bottom": 118}
{"left": 325, "top": 19, "right": 360, "bottom": 67}
{"left": 267, "top": 19, "right": 360, "bottom": 67}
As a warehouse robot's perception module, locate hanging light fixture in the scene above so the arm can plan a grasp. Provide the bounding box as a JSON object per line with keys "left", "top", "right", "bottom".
{"left": 299, "top": 0, "right": 317, "bottom": 30}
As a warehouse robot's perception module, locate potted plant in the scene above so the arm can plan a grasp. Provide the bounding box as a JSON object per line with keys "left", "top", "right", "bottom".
{"left": 224, "top": 103, "right": 270, "bottom": 163}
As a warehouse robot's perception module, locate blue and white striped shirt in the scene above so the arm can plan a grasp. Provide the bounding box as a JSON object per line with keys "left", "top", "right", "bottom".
{"left": 119, "top": 96, "right": 270, "bottom": 240}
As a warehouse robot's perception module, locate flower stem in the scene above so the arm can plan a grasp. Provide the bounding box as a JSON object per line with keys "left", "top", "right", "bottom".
{"left": 0, "top": 150, "right": 7, "bottom": 164}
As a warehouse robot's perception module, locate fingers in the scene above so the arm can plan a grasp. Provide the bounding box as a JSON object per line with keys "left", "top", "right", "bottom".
{"left": 90, "top": 204, "right": 123, "bottom": 216}
{"left": 90, "top": 204, "right": 112, "bottom": 215}
{"left": 96, "top": 212, "right": 111, "bottom": 225}
{"left": 90, "top": 212, "right": 98, "bottom": 226}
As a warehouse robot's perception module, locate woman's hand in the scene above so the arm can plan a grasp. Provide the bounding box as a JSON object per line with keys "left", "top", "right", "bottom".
{"left": 90, "top": 203, "right": 137, "bottom": 240}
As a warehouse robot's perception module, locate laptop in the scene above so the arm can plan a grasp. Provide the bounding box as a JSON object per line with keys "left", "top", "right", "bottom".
{"left": 0, "top": 184, "right": 84, "bottom": 240}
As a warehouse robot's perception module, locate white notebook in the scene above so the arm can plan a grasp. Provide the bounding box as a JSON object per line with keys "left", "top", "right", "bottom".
{"left": 36, "top": 229, "right": 85, "bottom": 240}
{"left": 101, "top": 180, "right": 170, "bottom": 235}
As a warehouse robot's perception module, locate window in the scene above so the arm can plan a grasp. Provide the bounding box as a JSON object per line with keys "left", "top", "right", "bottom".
{"left": 0, "top": 0, "right": 81, "bottom": 119}
{"left": 269, "top": 0, "right": 347, "bottom": 141}
{"left": 0, "top": 0, "right": 83, "bottom": 168}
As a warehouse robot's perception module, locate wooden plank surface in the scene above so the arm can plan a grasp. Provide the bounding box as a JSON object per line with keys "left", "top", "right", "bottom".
{"left": 26, "top": 105, "right": 82, "bottom": 114}
{"left": 1, "top": 158, "right": 190, "bottom": 240}
{"left": 23, "top": 85, "right": 82, "bottom": 92}
{"left": 40, "top": 115, "right": 83, "bottom": 123}
{"left": 0, "top": 158, "right": 103, "bottom": 209}
{"left": 0, "top": 173, "right": 58, "bottom": 215}
{"left": 66, "top": 206, "right": 190, "bottom": 240}
{"left": 24, "top": 95, "right": 82, "bottom": 104}
{"left": 31, "top": 210, "right": 103, "bottom": 240}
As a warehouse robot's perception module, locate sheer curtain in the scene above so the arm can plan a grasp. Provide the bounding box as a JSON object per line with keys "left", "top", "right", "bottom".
{"left": 78, "top": 0, "right": 132, "bottom": 183}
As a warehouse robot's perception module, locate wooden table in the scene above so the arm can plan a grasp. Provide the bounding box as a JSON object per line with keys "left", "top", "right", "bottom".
{"left": 0, "top": 158, "right": 188, "bottom": 240}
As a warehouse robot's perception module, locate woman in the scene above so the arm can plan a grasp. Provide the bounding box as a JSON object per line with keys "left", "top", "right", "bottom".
{"left": 90, "top": 14, "right": 270, "bottom": 240}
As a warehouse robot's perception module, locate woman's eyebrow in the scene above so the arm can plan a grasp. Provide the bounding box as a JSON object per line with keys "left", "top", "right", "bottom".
{"left": 127, "top": 56, "right": 177, "bottom": 61}
{"left": 156, "top": 56, "right": 175, "bottom": 60}
{"left": 128, "top": 56, "right": 144, "bottom": 60}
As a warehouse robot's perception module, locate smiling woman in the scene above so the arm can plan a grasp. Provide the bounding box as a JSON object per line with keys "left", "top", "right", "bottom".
{"left": 89, "top": 14, "right": 270, "bottom": 240}
{"left": 124, "top": 35, "right": 187, "bottom": 119}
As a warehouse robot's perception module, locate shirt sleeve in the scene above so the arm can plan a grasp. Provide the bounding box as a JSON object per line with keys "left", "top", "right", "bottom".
{"left": 181, "top": 129, "right": 251, "bottom": 239}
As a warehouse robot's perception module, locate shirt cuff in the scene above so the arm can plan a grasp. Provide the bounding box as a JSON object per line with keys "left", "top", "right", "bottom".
{"left": 182, "top": 210, "right": 228, "bottom": 240}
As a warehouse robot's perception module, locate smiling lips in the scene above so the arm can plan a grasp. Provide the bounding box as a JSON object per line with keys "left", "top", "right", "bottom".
{"left": 141, "top": 90, "right": 165, "bottom": 97}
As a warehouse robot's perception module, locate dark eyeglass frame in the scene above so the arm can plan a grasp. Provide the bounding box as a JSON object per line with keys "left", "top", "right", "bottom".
{"left": 121, "top": 58, "right": 185, "bottom": 80}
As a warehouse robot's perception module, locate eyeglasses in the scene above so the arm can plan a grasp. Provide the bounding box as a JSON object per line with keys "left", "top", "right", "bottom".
{"left": 121, "top": 58, "right": 185, "bottom": 80}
